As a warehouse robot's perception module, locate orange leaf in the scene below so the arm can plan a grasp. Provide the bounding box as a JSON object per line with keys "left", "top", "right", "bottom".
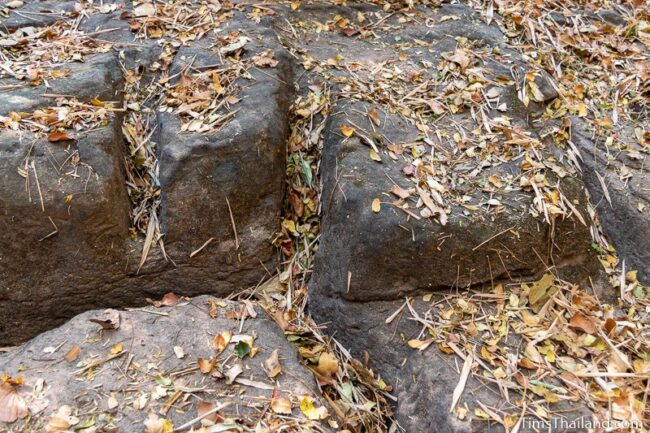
{"left": 64, "top": 345, "right": 80, "bottom": 362}
{"left": 47, "top": 131, "right": 73, "bottom": 142}
{"left": 340, "top": 124, "right": 355, "bottom": 138}
{"left": 569, "top": 312, "right": 596, "bottom": 334}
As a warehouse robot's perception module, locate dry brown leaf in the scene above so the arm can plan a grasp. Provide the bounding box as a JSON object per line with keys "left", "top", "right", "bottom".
{"left": 372, "top": 198, "right": 381, "bottom": 213}
{"left": 196, "top": 401, "right": 222, "bottom": 424}
{"left": 569, "top": 312, "right": 596, "bottom": 334}
{"left": 340, "top": 124, "right": 355, "bottom": 137}
{"left": 271, "top": 392, "right": 292, "bottom": 414}
{"left": 212, "top": 331, "right": 231, "bottom": 353}
{"left": 391, "top": 185, "right": 410, "bottom": 199}
{"left": 89, "top": 309, "right": 120, "bottom": 330}
{"left": 197, "top": 357, "right": 216, "bottom": 374}
{"left": 316, "top": 352, "right": 339, "bottom": 378}
{"left": 368, "top": 108, "right": 380, "bottom": 126}
{"left": 263, "top": 349, "right": 282, "bottom": 378}
{"left": 64, "top": 345, "right": 80, "bottom": 362}
{"left": 47, "top": 131, "right": 73, "bottom": 142}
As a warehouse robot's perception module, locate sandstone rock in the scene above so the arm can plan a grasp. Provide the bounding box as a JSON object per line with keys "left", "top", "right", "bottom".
{"left": 0, "top": 53, "right": 123, "bottom": 116}
{"left": 570, "top": 119, "right": 650, "bottom": 283}
{"left": 312, "top": 99, "right": 598, "bottom": 303}
{"left": 0, "top": 120, "right": 131, "bottom": 344}
{"left": 0, "top": 10, "right": 294, "bottom": 344}
{"left": 0, "top": 296, "right": 331, "bottom": 432}
{"left": 138, "top": 42, "right": 294, "bottom": 292}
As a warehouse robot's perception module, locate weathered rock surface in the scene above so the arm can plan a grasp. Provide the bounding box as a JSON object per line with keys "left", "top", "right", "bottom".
{"left": 0, "top": 296, "right": 330, "bottom": 432}
{"left": 0, "top": 6, "right": 292, "bottom": 344}
{"left": 570, "top": 119, "right": 650, "bottom": 284}
{"left": 0, "top": 104, "right": 131, "bottom": 345}
{"left": 306, "top": 2, "right": 600, "bottom": 304}
{"left": 313, "top": 99, "right": 598, "bottom": 303}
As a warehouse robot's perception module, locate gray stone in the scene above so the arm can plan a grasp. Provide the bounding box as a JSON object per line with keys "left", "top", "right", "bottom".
{"left": 0, "top": 296, "right": 330, "bottom": 433}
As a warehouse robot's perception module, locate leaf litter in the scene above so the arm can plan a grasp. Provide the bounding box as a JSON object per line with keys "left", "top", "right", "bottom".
{"left": 0, "top": 0, "right": 648, "bottom": 432}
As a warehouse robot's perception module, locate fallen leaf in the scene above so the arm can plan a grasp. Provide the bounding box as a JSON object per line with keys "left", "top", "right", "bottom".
{"left": 226, "top": 364, "right": 243, "bottom": 384}
{"left": 569, "top": 312, "right": 596, "bottom": 334}
{"left": 64, "top": 345, "right": 80, "bottom": 362}
{"left": 134, "top": 2, "right": 156, "bottom": 17}
{"left": 107, "top": 395, "right": 118, "bottom": 410}
{"left": 0, "top": 383, "right": 28, "bottom": 423}
{"left": 340, "top": 124, "right": 355, "bottom": 137}
{"left": 528, "top": 273, "right": 557, "bottom": 311}
{"left": 391, "top": 185, "right": 410, "bottom": 199}
{"left": 197, "top": 357, "right": 216, "bottom": 374}
{"left": 299, "top": 396, "right": 328, "bottom": 420}
{"left": 144, "top": 412, "right": 173, "bottom": 433}
{"left": 271, "top": 391, "right": 292, "bottom": 414}
{"left": 45, "top": 406, "right": 78, "bottom": 433}
{"left": 47, "top": 131, "right": 73, "bottom": 142}
{"left": 372, "top": 198, "right": 381, "bottom": 213}
{"left": 197, "top": 401, "right": 222, "bottom": 424}
{"left": 316, "top": 352, "right": 339, "bottom": 378}
{"left": 213, "top": 331, "right": 231, "bottom": 353}
{"left": 89, "top": 309, "right": 120, "bottom": 330}
{"left": 234, "top": 341, "right": 251, "bottom": 359}
{"left": 368, "top": 108, "right": 380, "bottom": 126}
{"left": 173, "top": 346, "right": 185, "bottom": 359}
{"left": 264, "top": 349, "right": 282, "bottom": 378}
{"left": 206, "top": 300, "right": 219, "bottom": 318}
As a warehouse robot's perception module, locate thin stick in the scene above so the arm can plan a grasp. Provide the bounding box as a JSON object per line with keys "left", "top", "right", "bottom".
{"left": 472, "top": 225, "right": 516, "bottom": 251}
{"left": 31, "top": 161, "right": 45, "bottom": 212}
{"left": 39, "top": 216, "right": 58, "bottom": 241}
{"left": 226, "top": 197, "right": 239, "bottom": 250}
{"left": 190, "top": 237, "right": 214, "bottom": 258}
{"left": 172, "top": 402, "right": 232, "bottom": 432}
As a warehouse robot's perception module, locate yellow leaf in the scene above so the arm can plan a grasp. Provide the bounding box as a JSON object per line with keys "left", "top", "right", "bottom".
{"left": 299, "top": 396, "right": 328, "bottom": 420}
{"left": 372, "top": 198, "right": 381, "bottom": 213}
{"left": 340, "top": 124, "right": 355, "bottom": 137}
{"left": 290, "top": 2, "right": 300, "bottom": 10}
{"left": 110, "top": 343, "right": 123, "bottom": 355}
{"left": 282, "top": 219, "right": 298, "bottom": 235}
{"left": 577, "top": 103, "right": 588, "bottom": 117}
{"left": 369, "top": 149, "right": 382, "bottom": 162}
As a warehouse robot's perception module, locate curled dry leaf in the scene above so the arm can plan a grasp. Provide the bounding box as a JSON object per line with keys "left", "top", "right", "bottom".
{"left": 144, "top": 412, "right": 173, "bottom": 433}
{"left": 569, "top": 312, "right": 596, "bottom": 334}
{"left": 197, "top": 357, "right": 216, "bottom": 374}
{"left": 89, "top": 308, "right": 120, "bottom": 330}
{"left": 212, "top": 331, "right": 231, "bottom": 353}
{"left": 340, "top": 124, "right": 355, "bottom": 138}
{"left": 299, "top": 396, "right": 329, "bottom": 420}
{"left": 0, "top": 383, "right": 28, "bottom": 423}
{"left": 271, "top": 390, "right": 292, "bottom": 415}
{"left": 263, "top": 349, "right": 282, "bottom": 378}
{"left": 316, "top": 352, "right": 339, "bottom": 378}
{"left": 47, "top": 131, "right": 74, "bottom": 142}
